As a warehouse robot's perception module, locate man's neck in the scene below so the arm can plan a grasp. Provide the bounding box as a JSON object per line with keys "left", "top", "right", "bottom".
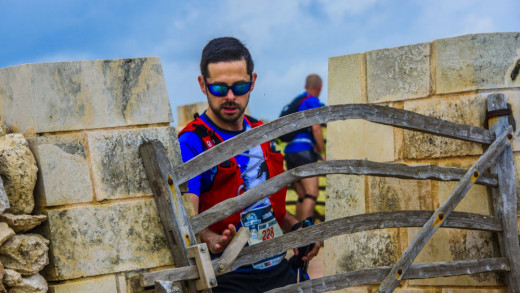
{"left": 306, "top": 88, "right": 320, "bottom": 97}
{"left": 205, "top": 110, "right": 244, "bottom": 131}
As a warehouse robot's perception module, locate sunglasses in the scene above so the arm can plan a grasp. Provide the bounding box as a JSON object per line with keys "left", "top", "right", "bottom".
{"left": 204, "top": 77, "right": 252, "bottom": 97}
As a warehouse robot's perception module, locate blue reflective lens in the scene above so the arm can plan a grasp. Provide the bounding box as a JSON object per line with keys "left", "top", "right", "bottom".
{"left": 205, "top": 79, "right": 252, "bottom": 97}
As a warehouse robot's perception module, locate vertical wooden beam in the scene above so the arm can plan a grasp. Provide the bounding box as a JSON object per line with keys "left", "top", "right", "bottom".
{"left": 487, "top": 93, "right": 520, "bottom": 292}
{"left": 140, "top": 140, "right": 200, "bottom": 293}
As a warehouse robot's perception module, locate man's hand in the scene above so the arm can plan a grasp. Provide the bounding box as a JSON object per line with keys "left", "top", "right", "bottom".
{"left": 295, "top": 240, "right": 321, "bottom": 261}
{"left": 200, "top": 224, "right": 237, "bottom": 254}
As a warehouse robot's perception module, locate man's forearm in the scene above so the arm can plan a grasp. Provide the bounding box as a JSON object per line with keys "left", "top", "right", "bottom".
{"left": 311, "top": 124, "right": 325, "bottom": 154}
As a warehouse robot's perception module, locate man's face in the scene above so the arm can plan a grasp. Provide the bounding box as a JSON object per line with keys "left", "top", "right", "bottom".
{"left": 198, "top": 60, "right": 256, "bottom": 126}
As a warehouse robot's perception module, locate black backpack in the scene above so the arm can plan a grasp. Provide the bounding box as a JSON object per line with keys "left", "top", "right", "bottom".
{"left": 278, "top": 94, "right": 312, "bottom": 142}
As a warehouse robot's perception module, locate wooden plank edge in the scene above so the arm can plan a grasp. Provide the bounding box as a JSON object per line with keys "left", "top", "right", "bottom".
{"left": 266, "top": 258, "right": 509, "bottom": 293}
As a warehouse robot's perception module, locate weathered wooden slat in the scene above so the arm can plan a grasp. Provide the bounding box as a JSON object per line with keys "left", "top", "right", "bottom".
{"left": 175, "top": 104, "right": 495, "bottom": 183}
{"left": 487, "top": 93, "right": 520, "bottom": 292}
{"left": 141, "top": 228, "right": 250, "bottom": 287}
{"left": 377, "top": 126, "right": 514, "bottom": 292}
{"left": 140, "top": 210, "right": 501, "bottom": 285}
{"left": 266, "top": 258, "right": 510, "bottom": 293}
{"left": 232, "top": 210, "right": 501, "bottom": 271}
{"left": 139, "top": 141, "right": 199, "bottom": 293}
{"left": 190, "top": 160, "right": 498, "bottom": 233}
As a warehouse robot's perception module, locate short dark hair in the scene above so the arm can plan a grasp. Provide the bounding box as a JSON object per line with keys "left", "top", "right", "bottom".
{"left": 200, "top": 37, "right": 254, "bottom": 78}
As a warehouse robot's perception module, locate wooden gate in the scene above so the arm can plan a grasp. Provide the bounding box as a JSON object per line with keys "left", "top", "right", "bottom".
{"left": 138, "top": 93, "right": 519, "bottom": 292}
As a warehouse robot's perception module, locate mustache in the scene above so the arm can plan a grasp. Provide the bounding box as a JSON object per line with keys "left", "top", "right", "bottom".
{"left": 220, "top": 102, "right": 241, "bottom": 108}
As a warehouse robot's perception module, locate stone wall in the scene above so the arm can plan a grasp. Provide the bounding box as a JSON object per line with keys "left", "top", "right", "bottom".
{"left": 326, "top": 32, "right": 520, "bottom": 292}
{"left": 0, "top": 57, "right": 179, "bottom": 292}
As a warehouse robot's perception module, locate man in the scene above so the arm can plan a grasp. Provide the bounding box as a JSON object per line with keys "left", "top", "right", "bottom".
{"left": 178, "top": 37, "right": 320, "bottom": 292}
{"left": 284, "top": 74, "right": 325, "bottom": 221}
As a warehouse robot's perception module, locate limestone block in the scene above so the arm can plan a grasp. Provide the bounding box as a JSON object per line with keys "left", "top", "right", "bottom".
{"left": 8, "top": 273, "right": 47, "bottom": 293}
{"left": 327, "top": 120, "right": 394, "bottom": 162}
{"left": 27, "top": 134, "right": 93, "bottom": 207}
{"left": 409, "top": 227, "right": 501, "bottom": 286}
{"left": 435, "top": 32, "right": 520, "bottom": 94}
{"left": 88, "top": 126, "right": 182, "bottom": 201}
{"left": 177, "top": 101, "right": 208, "bottom": 129}
{"left": 328, "top": 53, "right": 367, "bottom": 105}
{"left": 403, "top": 94, "right": 484, "bottom": 159}
{"left": 0, "top": 178, "right": 10, "bottom": 214}
{"left": 324, "top": 229, "right": 399, "bottom": 275}
{"left": 42, "top": 199, "right": 172, "bottom": 281}
{"left": 0, "top": 223, "right": 14, "bottom": 247}
{"left": 0, "top": 214, "right": 47, "bottom": 233}
{"left": 0, "top": 234, "right": 49, "bottom": 276}
{"left": 116, "top": 274, "right": 127, "bottom": 293}
{"left": 3, "top": 269, "right": 22, "bottom": 287}
{"left": 368, "top": 177, "right": 433, "bottom": 212}
{"left": 367, "top": 42, "right": 430, "bottom": 103}
{"left": 49, "top": 274, "right": 118, "bottom": 293}
{"left": 0, "top": 134, "right": 37, "bottom": 214}
{"left": 0, "top": 57, "right": 173, "bottom": 134}
{"left": 326, "top": 174, "right": 365, "bottom": 220}
{"left": 439, "top": 182, "right": 490, "bottom": 215}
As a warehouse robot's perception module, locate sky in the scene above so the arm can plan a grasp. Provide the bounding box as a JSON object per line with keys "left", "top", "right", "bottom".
{"left": 1, "top": 0, "right": 519, "bottom": 125}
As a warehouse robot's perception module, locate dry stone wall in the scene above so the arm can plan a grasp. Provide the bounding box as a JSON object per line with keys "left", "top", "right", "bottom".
{"left": 0, "top": 57, "right": 179, "bottom": 292}
{"left": 0, "top": 127, "right": 50, "bottom": 293}
{"left": 326, "top": 32, "right": 520, "bottom": 292}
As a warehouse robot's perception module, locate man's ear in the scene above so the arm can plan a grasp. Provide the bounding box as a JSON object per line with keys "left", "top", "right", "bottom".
{"left": 250, "top": 73, "right": 258, "bottom": 91}
{"left": 198, "top": 76, "right": 207, "bottom": 95}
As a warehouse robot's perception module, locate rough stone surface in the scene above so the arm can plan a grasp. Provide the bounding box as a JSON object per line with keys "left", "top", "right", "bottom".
{"left": 435, "top": 33, "right": 520, "bottom": 94}
{"left": 49, "top": 274, "right": 117, "bottom": 293}
{"left": 327, "top": 120, "right": 394, "bottom": 162}
{"left": 403, "top": 94, "right": 485, "bottom": 159}
{"left": 0, "top": 223, "right": 14, "bottom": 247}
{"left": 0, "top": 121, "right": 9, "bottom": 137}
{"left": 328, "top": 53, "right": 367, "bottom": 105}
{"left": 3, "top": 269, "right": 22, "bottom": 287}
{"left": 88, "top": 126, "right": 182, "bottom": 201}
{"left": 42, "top": 199, "right": 172, "bottom": 281}
{"left": 8, "top": 273, "right": 47, "bottom": 293}
{"left": 0, "top": 57, "right": 173, "bottom": 134}
{"left": 0, "top": 178, "right": 10, "bottom": 214}
{"left": 367, "top": 42, "right": 430, "bottom": 103}
{"left": 325, "top": 229, "right": 399, "bottom": 274}
{"left": 27, "top": 134, "right": 93, "bottom": 207}
{"left": 368, "top": 177, "right": 433, "bottom": 212}
{"left": 325, "top": 174, "right": 365, "bottom": 220}
{"left": 0, "top": 134, "right": 37, "bottom": 214}
{"left": 0, "top": 234, "right": 49, "bottom": 276}
{"left": 0, "top": 214, "right": 47, "bottom": 233}
{"left": 0, "top": 261, "right": 5, "bottom": 293}
{"left": 410, "top": 227, "right": 501, "bottom": 286}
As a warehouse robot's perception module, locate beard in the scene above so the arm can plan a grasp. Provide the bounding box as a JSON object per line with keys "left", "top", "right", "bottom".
{"left": 208, "top": 99, "right": 247, "bottom": 123}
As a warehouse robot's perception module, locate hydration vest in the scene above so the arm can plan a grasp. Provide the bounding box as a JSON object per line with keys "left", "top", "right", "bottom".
{"left": 178, "top": 115, "right": 287, "bottom": 234}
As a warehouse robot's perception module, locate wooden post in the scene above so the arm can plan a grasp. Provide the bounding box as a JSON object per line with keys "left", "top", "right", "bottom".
{"left": 487, "top": 93, "right": 520, "bottom": 292}
{"left": 139, "top": 140, "right": 200, "bottom": 293}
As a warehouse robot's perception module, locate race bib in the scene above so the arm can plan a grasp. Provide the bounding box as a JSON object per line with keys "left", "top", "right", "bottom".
{"left": 240, "top": 204, "right": 285, "bottom": 269}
